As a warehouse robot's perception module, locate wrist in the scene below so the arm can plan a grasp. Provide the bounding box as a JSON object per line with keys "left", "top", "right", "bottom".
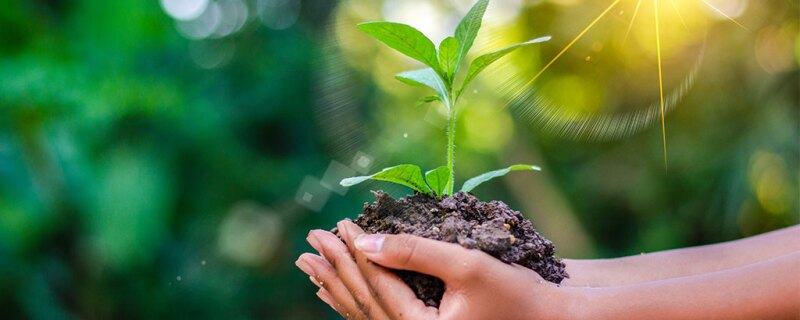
{"left": 563, "top": 258, "right": 621, "bottom": 287}
{"left": 562, "top": 259, "right": 596, "bottom": 287}
{"left": 559, "top": 286, "right": 597, "bottom": 320}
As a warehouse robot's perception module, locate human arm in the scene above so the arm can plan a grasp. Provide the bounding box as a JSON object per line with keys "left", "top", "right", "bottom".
{"left": 564, "top": 225, "right": 800, "bottom": 287}
{"left": 575, "top": 251, "right": 800, "bottom": 319}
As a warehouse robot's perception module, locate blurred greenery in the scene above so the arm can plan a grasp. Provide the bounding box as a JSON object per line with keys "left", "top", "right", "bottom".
{"left": 0, "top": 0, "right": 797, "bottom": 319}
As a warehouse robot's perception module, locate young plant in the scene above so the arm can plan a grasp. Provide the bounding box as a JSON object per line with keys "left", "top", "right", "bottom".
{"left": 340, "top": 0, "right": 549, "bottom": 198}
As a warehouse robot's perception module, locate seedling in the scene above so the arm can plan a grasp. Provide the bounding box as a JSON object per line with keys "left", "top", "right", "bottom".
{"left": 340, "top": 0, "right": 550, "bottom": 198}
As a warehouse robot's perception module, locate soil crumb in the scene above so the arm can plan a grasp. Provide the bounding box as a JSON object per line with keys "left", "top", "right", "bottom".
{"left": 335, "top": 191, "right": 568, "bottom": 308}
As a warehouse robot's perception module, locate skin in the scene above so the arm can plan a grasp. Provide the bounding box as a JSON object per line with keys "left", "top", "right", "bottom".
{"left": 296, "top": 222, "right": 800, "bottom": 319}
{"left": 564, "top": 225, "right": 800, "bottom": 287}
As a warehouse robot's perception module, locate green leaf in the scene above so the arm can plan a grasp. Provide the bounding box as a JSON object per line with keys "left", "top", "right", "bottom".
{"left": 460, "top": 164, "right": 542, "bottom": 193}
{"left": 417, "top": 95, "right": 442, "bottom": 105}
{"left": 460, "top": 36, "right": 551, "bottom": 93}
{"left": 357, "top": 22, "right": 441, "bottom": 74}
{"left": 396, "top": 68, "right": 450, "bottom": 107}
{"left": 454, "top": 0, "right": 489, "bottom": 74}
{"left": 425, "top": 166, "right": 451, "bottom": 197}
{"left": 340, "top": 164, "right": 432, "bottom": 195}
{"left": 438, "top": 37, "right": 460, "bottom": 82}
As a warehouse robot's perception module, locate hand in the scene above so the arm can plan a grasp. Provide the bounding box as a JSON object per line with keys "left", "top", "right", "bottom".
{"left": 296, "top": 220, "right": 581, "bottom": 320}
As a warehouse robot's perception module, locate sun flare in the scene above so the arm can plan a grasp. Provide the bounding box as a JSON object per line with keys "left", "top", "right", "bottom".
{"left": 518, "top": 0, "right": 748, "bottom": 170}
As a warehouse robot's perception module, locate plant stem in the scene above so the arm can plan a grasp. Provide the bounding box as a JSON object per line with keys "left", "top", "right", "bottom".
{"left": 446, "top": 94, "right": 457, "bottom": 195}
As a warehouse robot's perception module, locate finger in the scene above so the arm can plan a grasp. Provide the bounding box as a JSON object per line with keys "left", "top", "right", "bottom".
{"left": 339, "top": 220, "right": 436, "bottom": 320}
{"left": 296, "top": 253, "right": 365, "bottom": 319}
{"left": 316, "top": 288, "right": 349, "bottom": 318}
{"left": 310, "top": 230, "right": 391, "bottom": 320}
{"left": 352, "top": 232, "right": 483, "bottom": 282}
{"left": 317, "top": 288, "right": 361, "bottom": 320}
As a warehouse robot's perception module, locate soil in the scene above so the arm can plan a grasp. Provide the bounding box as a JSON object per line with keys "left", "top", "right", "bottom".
{"left": 334, "top": 191, "right": 568, "bottom": 308}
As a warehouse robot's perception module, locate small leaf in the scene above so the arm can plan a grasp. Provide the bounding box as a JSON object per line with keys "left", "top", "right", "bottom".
{"left": 454, "top": 0, "right": 489, "bottom": 75}
{"left": 425, "top": 166, "right": 451, "bottom": 197}
{"left": 460, "top": 164, "right": 542, "bottom": 193}
{"left": 438, "top": 37, "right": 460, "bottom": 82}
{"left": 417, "top": 95, "right": 442, "bottom": 105}
{"left": 460, "top": 36, "right": 551, "bottom": 93}
{"left": 357, "top": 22, "right": 441, "bottom": 74}
{"left": 396, "top": 68, "right": 450, "bottom": 107}
{"left": 341, "top": 164, "right": 432, "bottom": 195}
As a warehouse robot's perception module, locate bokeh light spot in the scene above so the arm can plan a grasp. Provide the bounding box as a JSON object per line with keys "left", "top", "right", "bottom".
{"left": 462, "top": 103, "right": 513, "bottom": 153}
{"left": 212, "top": 0, "right": 249, "bottom": 38}
{"left": 295, "top": 176, "right": 331, "bottom": 211}
{"left": 258, "top": 0, "right": 302, "bottom": 30}
{"left": 350, "top": 151, "right": 375, "bottom": 174}
{"left": 748, "top": 151, "right": 793, "bottom": 216}
{"left": 189, "top": 40, "right": 235, "bottom": 69}
{"left": 176, "top": 2, "right": 222, "bottom": 40}
{"left": 218, "top": 202, "right": 283, "bottom": 266}
{"left": 320, "top": 161, "right": 356, "bottom": 195}
{"left": 754, "top": 24, "right": 798, "bottom": 74}
{"left": 701, "top": 0, "right": 748, "bottom": 20}
{"left": 161, "top": 0, "right": 209, "bottom": 21}
{"left": 382, "top": 0, "right": 447, "bottom": 44}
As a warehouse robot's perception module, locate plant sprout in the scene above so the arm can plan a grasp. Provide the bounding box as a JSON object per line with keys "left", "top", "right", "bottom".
{"left": 340, "top": 0, "right": 549, "bottom": 198}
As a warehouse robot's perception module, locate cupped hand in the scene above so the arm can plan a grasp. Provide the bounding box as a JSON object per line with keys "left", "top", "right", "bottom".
{"left": 296, "top": 220, "right": 582, "bottom": 320}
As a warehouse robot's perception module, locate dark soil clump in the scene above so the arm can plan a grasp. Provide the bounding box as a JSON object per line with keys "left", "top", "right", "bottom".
{"left": 336, "top": 191, "right": 568, "bottom": 308}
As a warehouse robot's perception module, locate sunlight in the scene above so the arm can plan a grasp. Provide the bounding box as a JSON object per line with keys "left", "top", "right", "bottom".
{"left": 699, "top": 0, "right": 749, "bottom": 30}
{"left": 527, "top": 0, "right": 623, "bottom": 86}
{"left": 513, "top": 0, "right": 751, "bottom": 170}
{"left": 669, "top": 0, "right": 688, "bottom": 29}
{"left": 622, "top": 0, "right": 643, "bottom": 46}
{"left": 654, "top": 0, "right": 668, "bottom": 171}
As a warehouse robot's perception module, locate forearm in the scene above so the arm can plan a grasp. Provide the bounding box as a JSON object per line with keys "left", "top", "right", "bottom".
{"left": 570, "top": 251, "right": 800, "bottom": 320}
{"left": 565, "top": 225, "right": 800, "bottom": 286}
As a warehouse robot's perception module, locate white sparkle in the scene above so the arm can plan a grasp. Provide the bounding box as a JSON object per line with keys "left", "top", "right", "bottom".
{"left": 357, "top": 156, "right": 370, "bottom": 168}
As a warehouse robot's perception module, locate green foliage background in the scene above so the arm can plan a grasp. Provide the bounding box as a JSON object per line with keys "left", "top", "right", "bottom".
{"left": 0, "top": 0, "right": 797, "bottom": 319}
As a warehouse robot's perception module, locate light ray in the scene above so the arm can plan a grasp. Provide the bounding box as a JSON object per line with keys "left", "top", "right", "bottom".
{"left": 622, "top": 0, "right": 643, "bottom": 46}
{"left": 527, "top": 0, "right": 623, "bottom": 86}
{"left": 654, "top": 0, "right": 668, "bottom": 171}
{"left": 670, "top": 0, "right": 688, "bottom": 29}
{"left": 699, "top": 0, "right": 749, "bottom": 30}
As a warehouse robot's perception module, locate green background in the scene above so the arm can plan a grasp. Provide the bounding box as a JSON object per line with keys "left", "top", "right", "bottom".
{"left": 0, "top": 0, "right": 797, "bottom": 318}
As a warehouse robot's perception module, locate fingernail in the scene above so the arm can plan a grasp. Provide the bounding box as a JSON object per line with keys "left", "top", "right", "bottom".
{"left": 343, "top": 220, "right": 362, "bottom": 236}
{"left": 346, "top": 220, "right": 364, "bottom": 234}
{"left": 336, "top": 221, "right": 349, "bottom": 240}
{"left": 307, "top": 232, "right": 322, "bottom": 250}
{"left": 295, "top": 258, "right": 314, "bottom": 276}
{"left": 309, "top": 275, "right": 321, "bottom": 288}
{"left": 316, "top": 289, "right": 334, "bottom": 306}
{"left": 354, "top": 234, "right": 384, "bottom": 253}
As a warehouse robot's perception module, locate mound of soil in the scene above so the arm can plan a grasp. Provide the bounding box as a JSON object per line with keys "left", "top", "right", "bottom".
{"left": 335, "top": 191, "right": 568, "bottom": 308}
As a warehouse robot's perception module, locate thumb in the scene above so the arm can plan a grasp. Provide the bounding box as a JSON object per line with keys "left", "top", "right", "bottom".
{"left": 354, "top": 233, "right": 479, "bottom": 282}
